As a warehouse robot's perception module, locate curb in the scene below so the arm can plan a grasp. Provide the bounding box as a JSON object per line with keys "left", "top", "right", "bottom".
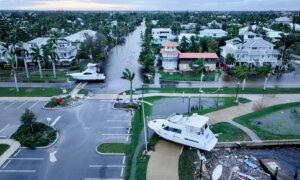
{"left": 42, "top": 101, "right": 83, "bottom": 110}
{"left": 216, "top": 139, "right": 300, "bottom": 148}
{"left": 95, "top": 143, "right": 126, "bottom": 156}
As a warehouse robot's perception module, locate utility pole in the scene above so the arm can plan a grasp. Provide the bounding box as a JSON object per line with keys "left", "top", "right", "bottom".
{"left": 188, "top": 96, "right": 191, "bottom": 115}
{"left": 142, "top": 85, "right": 148, "bottom": 152}
{"left": 235, "top": 81, "right": 240, "bottom": 103}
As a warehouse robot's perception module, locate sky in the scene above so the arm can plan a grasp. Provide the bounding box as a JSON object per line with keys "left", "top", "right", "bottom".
{"left": 0, "top": 0, "right": 300, "bottom": 11}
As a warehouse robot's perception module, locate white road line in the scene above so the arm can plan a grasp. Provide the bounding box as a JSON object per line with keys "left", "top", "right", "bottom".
{"left": 122, "top": 156, "right": 125, "bottom": 165}
{"left": 16, "top": 101, "right": 28, "bottom": 109}
{"left": 120, "top": 167, "right": 124, "bottom": 177}
{"left": 89, "top": 165, "right": 125, "bottom": 168}
{"left": 51, "top": 116, "right": 61, "bottom": 127}
{"left": 29, "top": 101, "right": 40, "bottom": 110}
{"left": 0, "top": 101, "right": 6, "bottom": 106}
{"left": 0, "top": 170, "right": 36, "bottom": 173}
{"left": 106, "top": 120, "right": 130, "bottom": 122}
{"left": 4, "top": 101, "right": 17, "bottom": 110}
{"left": 84, "top": 178, "right": 123, "bottom": 180}
{"left": 13, "top": 149, "right": 21, "bottom": 157}
{"left": 0, "top": 124, "right": 10, "bottom": 134}
{"left": 8, "top": 158, "right": 44, "bottom": 160}
{"left": 104, "top": 127, "right": 125, "bottom": 129}
{"left": 49, "top": 151, "right": 57, "bottom": 163}
{"left": 101, "top": 134, "right": 131, "bottom": 136}
{"left": 126, "top": 135, "right": 129, "bottom": 141}
{"left": 0, "top": 136, "right": 7, "bottom": 138}
{"left": 2, "top": 160, "right": 11, "bottom": 169}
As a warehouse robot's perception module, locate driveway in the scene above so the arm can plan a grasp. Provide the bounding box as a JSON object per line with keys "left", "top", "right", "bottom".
{"left": 0, "top": 99, "right": 132, "bottom": 180}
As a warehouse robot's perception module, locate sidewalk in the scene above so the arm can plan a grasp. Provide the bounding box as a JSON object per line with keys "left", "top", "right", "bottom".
{"left": 147, "top": 140, "right": 182, "bottom": 180}
{"left": 0, "top": 139, "right": 20, "bottom": 166}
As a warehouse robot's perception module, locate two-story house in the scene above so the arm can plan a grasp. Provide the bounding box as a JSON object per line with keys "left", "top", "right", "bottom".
{"left": 65, "top": 29, "right": 97, "bottom": 48}
{"left": 152, "top": 28, "right": 176, "bottom": 44}
{"left": 160, "top": 42, "right": 180, "bottom": 70}
{"left": 55, "top": 38, "right": 77, "bottom": 64}
{"left": 24, "top": 37, "right": 49, "bottom": 62}
{"left": 220, "top": 37, "right": 279, "bottom": 67}
{"left": 199, "top": 29, "right": 228, "bottom": 38}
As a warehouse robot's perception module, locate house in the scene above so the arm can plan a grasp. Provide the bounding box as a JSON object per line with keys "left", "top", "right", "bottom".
{"left": 180, "top": 23, "right": 197, "bottom": 30}
{"left": 54, "top": 38, "right": 77, "bottom": 64}
{"left": 111, "top": 20, "right": 118, "bottom": 26}
{"left": 239, "top": 25, "right": 258, "bottom": 35}
{"left": 24, "top": 37, "right": 50, "bottom": 62}
{"left": 199, "top": 29, "right": 227, "bottom": 38}
{"left": 179, "top": 53, "right": 219, "bottom": 71}
{"left": 0, "top": 44, "right": 8, "bottom": 62}
{"left": 289, "top": 23, "right": 300, "bottom": 31}
{"left": 65, "top": 29, "right": 97, "bottom": 48}
{"left": 243, "top": 31, "right": 260, "bottom": 41}
{"left": 152, "top": 28, "right": 176, "bottom": 44}
{"left": 178, "top": 33, "right": 198, "bottom": 43}
{"left": 151, "top": 20, "right": 158, "bottom": 25}
{"left": 207, "top": 20, "right": 222, "bottom": 29}
{"left": 266, "top": 31, "right": 286, "bottom": 42}
{"left": 275, "top": 16, "right": 292, "bottom": 24}
{"left": 220, "top": 37, "right": 279, "bottom": 67}
{"left": 160, "top": 42, "right": 180, "bottom": 71}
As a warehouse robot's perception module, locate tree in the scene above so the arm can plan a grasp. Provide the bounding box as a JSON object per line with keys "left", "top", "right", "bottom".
{"left": 16, "top": 43, "right": 29, "bottom": 79}
{"left": 179, "top": 36, "right": 190, "bottom": 52}
{"left": 207, "top": 39, "right": 219, "bottom": 53}
{"left": 7, "top": 53, "right": 19, "bottom": 92}
{"left": 275, "top": 33, "right": 293, "bottom": 67}
{"left": 189, "top": 36, "right": 201, "bottom": 52}
{"left": 121, "top": 68, "right": 135, "bottom": 104}
{"left": 21, "top": 109, "right": 37, "bottom": 133}
{"left": 234, "top": 64, "right": 249, "bottom": 90}
{"left": 258, "top": 64, "right": 272, "bottom": 90}
{"left": 225, "top": 54, "right": 236, "bottom": 65}
{"left": 42, "top": 42, "right": 59, "bottom": 78}
{"left": 30, "top": 46, "right": 43, "bottom": 78}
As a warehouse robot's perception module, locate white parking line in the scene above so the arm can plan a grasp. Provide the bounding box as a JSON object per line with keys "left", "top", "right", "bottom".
{"left": 101, "top": 134, "right": 131, "bottom": 136}
{"left": 4, "top": 101, "right": 17, "bottom": 110}
{"left": 104, "top": 127, "right": 126, "bottom": 129}
{"left": 13, "top": 149, "right": 21, "bottom": 157}
{"left": 29, "top": 101, "right": 40, "bottom": 110}
{"left": 89, "top": 165, "right": 125, "bottom": 168}
{"left": 51, "top": 116, "right": 61, "bottom": 127}
{"left": 84, "top": 178, "right": 123, "bottom": 180}
{"left": 0, "top": 124, "right": 10, "bottom": 134}
{"left": 2, "top": 160, "right": 11, "bottom": 169}
{"left": 16, "top": 101, "right": 29, "bottom": 109}
{"left": 0, "top": 170, "right": 36, "bottom": 173}
{"left": 8, "top": 158, "right": 44, "bottom": 160}
{"left": 106, "top": 120, "right": 130, "bottom": 122}
{"left": 122, "top": 156, "right": 125, "bottom": 165}
{"left": 120, "top": 167, "right": 124, "bottom": 177}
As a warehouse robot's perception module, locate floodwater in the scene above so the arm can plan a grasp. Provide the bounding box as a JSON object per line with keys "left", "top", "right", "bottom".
{"left": 150, "top": 97, "right": 225, "bottom": 117}
{"left": 253, "top": 107, "right": 300, "bottom": 135}
{"left": 85, "top": 21, "right": 145, "bottom": 93}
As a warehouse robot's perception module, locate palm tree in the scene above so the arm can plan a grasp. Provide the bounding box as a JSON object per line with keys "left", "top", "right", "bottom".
{"left": 30, "top": 46, "right": 43, "bottom": 78}
{"left": 16, "top": 43, "right": 29, "bottom": 79}
{"left": 121, "top": 68, "right": 135, "bottom": 104}
{"left": 42, "top": 42, "right": 59, "bottom": 78}
{"left": 259, "top": 64, "right": 272, "bottom": 90}
{"left": 234, "top": 64, "right": 249, "bottom": 90}
{"left": 7, "top": 53, "right": 19, "bottom": 92}
{"left": 275, "top": 33, "right": 293, "bottom": 67}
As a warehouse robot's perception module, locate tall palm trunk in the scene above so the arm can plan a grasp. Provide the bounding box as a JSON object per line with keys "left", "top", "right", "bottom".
{"left": 52, "top": 60, "right": 56, "bottom": 78}
{"left": 13, "top": 69, "right": 19, "bottom": 92}
{"left": 263, "top": 76, "right": 269, "bottom": 90}
{"left": 130, "top": 80, "right": 133, "bottom": 104}
{"left": 24, "top": 59, "right": 29, "bottom": 79}
{"left": 37, "top": 60, "right": 43, "bottom": 78}
{"left": 242, "top": 78, "right": 246, "bottom": 90}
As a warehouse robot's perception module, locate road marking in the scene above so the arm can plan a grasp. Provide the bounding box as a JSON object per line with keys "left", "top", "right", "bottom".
{"left": 49, "top": 151, "right": 57, "bottom": 163}
{"left": 120, "top": 167, "right": 124, "bottom": 177}
{"left": 0, "top": 124, "right": 10, "bottom": 134}
{"left": 122, "top": 156, "right": 125, "bottom": 165}
{"left": 0, "top": 101, "right": 6, "bottom": 106}
{"left": 16, "top": 101, "right": 29, "bottom": 109}
{"left": 13, "top": 149, "right": 21, "bottom": 157}
{"left": 0, "top": 170, "right": 36, "bottom": 173}
{"left": 84, "top": 178, "right": 123, "bottom": 180}
{"left": 4, "top": 101, "right": 17, "bottom": 110}
{"left": 89, "top": 165, "right": 125, "bottom": 168}
{"left": 101, "top": 134, "right": 131, "bottom": 136}
{"left": 51, "top": 116, "right": 61, "bottom": 127}
{"left": 2, "top": 160, "right": 11, "bottom": 169}
{"left": 126, "top": 136, "right": 129, "bottom": 141}
{"left": 8, "top": 158, "right": 44, "bottom": 160}
{"left": 0, "top": 136, "right": 7, "bottom": 138}
{"left": 29, "top": 101, "right": 40, "bottom": 110}
{"left": 106, "top": 120, "right": 130, "bottom": 122}
{"left": 104, "top": 127, "right": 125, "bottom": 129}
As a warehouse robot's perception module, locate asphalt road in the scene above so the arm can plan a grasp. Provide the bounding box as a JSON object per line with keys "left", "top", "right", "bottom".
{"left": 0, "top": 99, "right": 132, "bottom": 180}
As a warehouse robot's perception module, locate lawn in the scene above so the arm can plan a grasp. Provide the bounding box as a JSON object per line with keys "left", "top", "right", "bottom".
{"left": 211, "top": 122, "right": 250, "bottom": 142}
{"left": 128, "top": 87, "right": 300, "bottom": 94}
{"left": 97, "top": 143, "right": 127, "bottom": 154}
{"left": 160, "top": 72, "right": 215, "bottom": 82}
{"left": 234, "top": 102, "right": 300, "bottom": 140}
{"left": 178, "top": 147, "right": 198, "bottom": 180}
{"left": 0, "top": 87, "right": 68, "bottom": 97}
{"left": 0, "top": 144, "right": 10, "bottom": 156}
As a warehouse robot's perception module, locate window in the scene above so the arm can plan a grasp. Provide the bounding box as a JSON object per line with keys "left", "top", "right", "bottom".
{"left": 83, "top": 72, "right": 92, "bottom": 75}
{"left": 252, "top": 47, "right": 257, "bottom": 50}
{"left": 162, "top": 125, "right": 182, "bottom": 134}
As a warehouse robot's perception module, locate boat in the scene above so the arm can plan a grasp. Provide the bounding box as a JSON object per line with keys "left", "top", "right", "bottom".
{"left": 148, "top": 113, "right": 218, "bottom": 151}
{"left": 69, "top": 63, "right": 105, "bottom": 81}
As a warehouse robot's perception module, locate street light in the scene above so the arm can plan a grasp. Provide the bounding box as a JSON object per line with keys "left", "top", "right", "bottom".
{"left": 235, "top": 81, "right": 240, "bottom": 103}
{"left": 46, "top": 117, "right": 51, "bottom": 126}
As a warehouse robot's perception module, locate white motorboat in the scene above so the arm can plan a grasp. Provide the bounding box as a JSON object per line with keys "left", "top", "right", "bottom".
{"left": 148, "top": 113, "right": 218, "bottom": 151}
{"left": 69, "top": 63, "right": 105, "bottom": 81}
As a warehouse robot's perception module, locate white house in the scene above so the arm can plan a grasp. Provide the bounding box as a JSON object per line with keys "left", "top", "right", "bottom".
{"left": 243, "top": 31, "right": 260, "bottom": 41}
{"left": 65, "top": 29, "right": 97, "bottom": 48}
{"left": 0, "top": 44, "right": 8, "bottom": 62}
{"left": 238, "top": 25, "right": 258, "bottom": 35}
{"left": 151, "top": 20, "right": 158, "bottom": 25}
{"left": 220, "top": 37, "right": 279, "bottom": 67}
{"left": 207, "top": 20, "right": 222, "bottom": 29}
{"left": 275, "top": 16, "right": 292, "bottom": 24}
{"left": 160, "top": 42, "right": 180, "bottom": 71}
{"left": 55, "top": 38, "right": 77, "bottom": 63}
{"left": 289, "top": 23, "right": 300, "bottom": 31}
{"left": 266, "top": 31, "right": 286, "bottom": 42}
{"left": 178, "top": 33, "right": 198, "bottom": 43}
{"left": 180, "top": 23, "right": 197, "bottom": 30}
{"left": 199, "top": 29, "right": 227, "bottom": 38}
{"left": 24, "top": 37, "right": 50, "bottom": 62}
{"left": 152, "top": 28, "right": 176, "bottom": 44}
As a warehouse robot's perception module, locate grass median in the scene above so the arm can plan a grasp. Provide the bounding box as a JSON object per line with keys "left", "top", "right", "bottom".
{"left": 0, "top": 144, "right": 10, "bottom": 156}
{"left": 211, "top": 122, "right": 251, "bottom": 142}
{"left": 0, "top": 87, "right": 68, "bottom": 97}
{"left": 160, "top": 72, "right": 215, "bottom": 82}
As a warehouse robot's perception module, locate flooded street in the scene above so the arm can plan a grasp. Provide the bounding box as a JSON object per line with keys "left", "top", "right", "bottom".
{"left": 86, "top": 21, "right": 145, "bottom": 93}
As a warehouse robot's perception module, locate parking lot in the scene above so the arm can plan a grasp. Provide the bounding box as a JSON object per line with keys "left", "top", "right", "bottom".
{"left": 0, "top": 99, "right": 132, "bottom": 180}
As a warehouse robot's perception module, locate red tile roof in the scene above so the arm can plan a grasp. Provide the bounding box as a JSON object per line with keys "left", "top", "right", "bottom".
{"left": 160, "top": 49, "right": 180, "bottom": 54}
{"left": 162, "top": 41, "right": 178, "bottom": 47}
{"left": 179, "top": 53, "right": 219, "bottom": 59}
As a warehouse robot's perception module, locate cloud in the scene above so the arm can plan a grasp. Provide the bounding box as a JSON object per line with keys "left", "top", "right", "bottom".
{"left": 0, "top": 0, "right": 299, "bottom": 10}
